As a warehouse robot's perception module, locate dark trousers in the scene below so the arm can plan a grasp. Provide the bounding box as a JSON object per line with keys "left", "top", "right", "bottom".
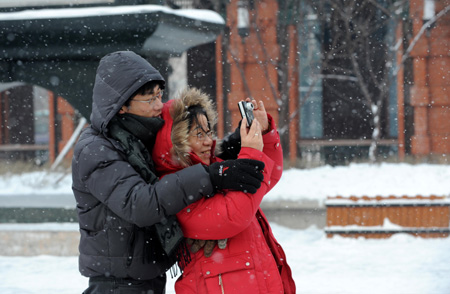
{"left": 83, "top": 274, "right": 166, "bottom": 294}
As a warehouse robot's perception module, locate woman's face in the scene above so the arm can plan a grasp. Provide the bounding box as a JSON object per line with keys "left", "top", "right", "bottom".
{"left": 187, "top": 114, "right": 214, "bottom": 165}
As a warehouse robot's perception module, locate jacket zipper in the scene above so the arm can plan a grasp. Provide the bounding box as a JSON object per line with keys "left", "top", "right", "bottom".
{"left": 126, "top": 229, "right": 135, "bottom": 268}
{"left": 218, "top": 273, "right": 225, "bottom": 294}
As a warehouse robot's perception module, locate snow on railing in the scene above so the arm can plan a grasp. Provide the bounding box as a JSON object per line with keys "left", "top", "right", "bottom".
{"left": 325, "top": 195, "right": 450, "bottom": 239}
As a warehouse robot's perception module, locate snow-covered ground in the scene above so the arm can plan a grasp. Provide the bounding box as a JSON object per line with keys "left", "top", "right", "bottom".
{"left": 1, "top": 163, "right": 450, "bottom": 293}
{"left": 1, "top": 162, "right": 449, "bottom": 205}
{"left": 267, "top": 162, "right": 450, "bottom": 205}
{"left": 1, "top": 223, "right": 450, "bottom": 294}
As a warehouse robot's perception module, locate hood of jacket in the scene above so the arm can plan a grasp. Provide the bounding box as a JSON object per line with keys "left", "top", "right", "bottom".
{"left": 152, "top": 88, "right": 217, "bottom": 175}
{"left": 90, "top": 51, "right": 165, "bottom": 134}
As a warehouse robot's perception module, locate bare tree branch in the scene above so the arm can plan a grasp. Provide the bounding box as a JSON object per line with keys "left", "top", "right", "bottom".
{"left": 228, "top": 47, "right": 253, "bottom": 98}
{"left": 316, "top": 74, "right": 358, "bottom": 82}
{"left": 250, "top": 7, "right": 280, "bottom": 105}
{"left": 394, "top": 4, "right": 450, "bottom": 75}
{"left": 366, "top": 0, "right": 409, "bottom": 19}
{"left": 363, "top": 39, "right": 380, "bottom": 89}
{"left": 341, "top": 5, "right": 373, "bottom": 107}
{"left": 366, "top": 0, "right": 393, "bottom": 17}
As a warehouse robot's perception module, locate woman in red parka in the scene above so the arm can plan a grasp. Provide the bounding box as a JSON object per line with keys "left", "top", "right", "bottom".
{"left": 152, "top": 88, "right": 295, "bottom": 294}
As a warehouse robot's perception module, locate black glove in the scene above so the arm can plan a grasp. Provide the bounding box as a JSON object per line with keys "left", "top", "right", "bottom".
{"left": 216, "top": 122, "right": 242, "bottom": 160}
{"left": 205, "top": 159, "right": 265, "bottom": 193}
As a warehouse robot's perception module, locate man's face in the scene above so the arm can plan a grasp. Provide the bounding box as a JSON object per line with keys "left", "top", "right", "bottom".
{"left": 119, "top": 85, "right": 164, "bottom": 118}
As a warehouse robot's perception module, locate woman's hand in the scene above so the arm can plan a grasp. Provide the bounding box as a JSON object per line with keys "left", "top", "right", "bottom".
{"left": 245, "top": 98, "right": 269, "bottom": 134}
{"left": 240, "top": 117, "right": 263, "bottom": 151}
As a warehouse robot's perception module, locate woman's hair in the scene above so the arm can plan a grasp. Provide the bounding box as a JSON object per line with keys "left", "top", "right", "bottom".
{"left": 186, "top": 105, "right": 210, "bottom": 133}
{"left": 169, "top": 87, "right": 217, "bottom": 167}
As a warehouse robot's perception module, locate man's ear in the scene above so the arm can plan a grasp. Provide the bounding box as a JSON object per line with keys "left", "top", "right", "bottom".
{"left": 119, "top": 106, "right": 127, "bottom": 114}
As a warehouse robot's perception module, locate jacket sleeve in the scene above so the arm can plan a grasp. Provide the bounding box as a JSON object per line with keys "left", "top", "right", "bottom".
{"left": 176, "top": 147, "right": 275, "bottom": 240}
{"left": 216, "top": 122, "right": 241, "bottom": 160}
{"left": 74, "top": 139, "right": 214, "bottom": 227}
{"left": 261, "top": 114, "right": 283, "bottom": 193}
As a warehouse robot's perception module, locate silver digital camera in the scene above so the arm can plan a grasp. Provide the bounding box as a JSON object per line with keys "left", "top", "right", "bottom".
{"left": 238, "top": 101, "right": 255, "bottom": 127}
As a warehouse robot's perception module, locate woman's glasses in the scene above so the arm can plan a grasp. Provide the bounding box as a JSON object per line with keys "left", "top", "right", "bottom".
{"left": 190, "top": 129, "right": 214, "bottom": 141}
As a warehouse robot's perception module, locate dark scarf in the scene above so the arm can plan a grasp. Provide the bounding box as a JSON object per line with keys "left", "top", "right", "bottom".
{"left": 109, "top": 113, "right": 187, "bottom": 267}
{"left": 109, "top": 113, "right": 161, "bottom": 184}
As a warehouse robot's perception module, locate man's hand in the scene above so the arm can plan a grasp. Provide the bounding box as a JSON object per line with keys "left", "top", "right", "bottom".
{"left": 186, "top": 238, "right": 228, "bottom": 258}
{"left": 206, "top": 158, "right": 264, "bottom": 194}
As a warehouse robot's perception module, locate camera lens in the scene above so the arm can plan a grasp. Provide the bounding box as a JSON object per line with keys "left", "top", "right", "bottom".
{"left": 246, "top": 103, "right": 254, "bottom": 110}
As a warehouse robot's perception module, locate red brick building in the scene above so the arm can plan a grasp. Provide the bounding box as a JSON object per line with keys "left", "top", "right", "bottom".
{"left": 0, "top": 0, "right": 448, "bottom": 165}
{"left": 216, "top": 0, "right": 449, "bottom": 165}
{"left": 407, "top": 1, "right": 450, "bottom": 156}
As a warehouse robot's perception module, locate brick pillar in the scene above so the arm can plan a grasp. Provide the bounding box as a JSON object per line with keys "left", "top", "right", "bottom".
{"left": 410, "top": 58, "right": 431, "bottom": 155}
{"left": 48, "top": 91, "right": 56, "bottom": 163}
{"left": 409, "top": 1, "right": 450, "bottom": 156}
{"left": 287, "top": 25, "right": 299, "bottom": 166}
{"left": 220, "top": 0, "right": 301, "bottom": 163}
{"left": 226, "top": 0, "right": 280, "bottom": 127}
{"left": 57, "top": 96, "right": 76, "bottom": 160}
{"left": 216, "top": 34, "right": 225, "bottom": 138}
{"left": 396, "top": 24, "right": 406, "bottom": 160}
{"left": 411, "top": 106, "right": 431, "bottom": 154}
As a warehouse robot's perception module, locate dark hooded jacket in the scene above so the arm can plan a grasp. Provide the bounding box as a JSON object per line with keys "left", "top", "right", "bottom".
{"left": 71, "top": 51, "right": 214, "bottom": 280}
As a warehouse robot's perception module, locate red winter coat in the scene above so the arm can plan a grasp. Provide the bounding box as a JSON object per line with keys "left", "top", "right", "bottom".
{"left": 152, "top": 91, "right": 295, "bottom": 294}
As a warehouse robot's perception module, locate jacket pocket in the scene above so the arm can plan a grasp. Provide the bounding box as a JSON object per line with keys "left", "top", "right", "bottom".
{"left": 201, "top": 252, "right": 261, "bottom": 294}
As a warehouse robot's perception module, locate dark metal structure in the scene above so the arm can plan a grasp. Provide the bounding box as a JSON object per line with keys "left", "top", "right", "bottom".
{"left": 0, "top": 1, "right": 224, "bottom": 119}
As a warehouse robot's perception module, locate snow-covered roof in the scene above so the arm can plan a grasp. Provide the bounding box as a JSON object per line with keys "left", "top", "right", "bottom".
{"left": 326, "top": 198, "right": 450, "bottom": 207}
{"left": 1, "top": 4, "right": 225, "bottom": 60}
{"left": 0, "top": 4, "right": 224, "bottom": 24}
{"left": 0, "top": 82, "right": 25, "bottom": 93}
{"left": 0, "top": 0, "right": 113, "bottom": 8}
{"left": 0, "top": 4, "right": 225, "bottom": 119}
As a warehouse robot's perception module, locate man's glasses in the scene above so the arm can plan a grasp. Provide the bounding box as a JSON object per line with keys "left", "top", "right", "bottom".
{"left": 190, "top": 129, "right": 215, "bottom": 141}
{"left": 132, "top": 90, "right": 164, "bottom": 105}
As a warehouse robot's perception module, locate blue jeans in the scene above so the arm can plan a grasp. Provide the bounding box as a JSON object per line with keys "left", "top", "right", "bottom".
{"left": 83, "top": 275, "right": 166, "bottom": 294}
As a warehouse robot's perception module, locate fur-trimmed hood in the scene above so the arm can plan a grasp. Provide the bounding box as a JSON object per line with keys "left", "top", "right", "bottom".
{"left": 153, "top": 88, "right": 217, "bottom": 175}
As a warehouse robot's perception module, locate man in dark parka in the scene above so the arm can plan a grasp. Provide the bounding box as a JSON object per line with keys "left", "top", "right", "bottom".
{"left": 71, "top": 51, "right": 264, "bottom": 293}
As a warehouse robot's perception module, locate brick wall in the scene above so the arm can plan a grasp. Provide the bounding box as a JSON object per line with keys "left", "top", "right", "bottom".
{"left": 220, "top": 0, "right": 448, "bottom": 159}
{"left": 409, "top": 1, "right": 450, "bottom": 156}
{"left": 223, "top": 0, "right": 281, "bottom": 128}
{"left": 216, "top": 0, "right": 299, "bottom": 164}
